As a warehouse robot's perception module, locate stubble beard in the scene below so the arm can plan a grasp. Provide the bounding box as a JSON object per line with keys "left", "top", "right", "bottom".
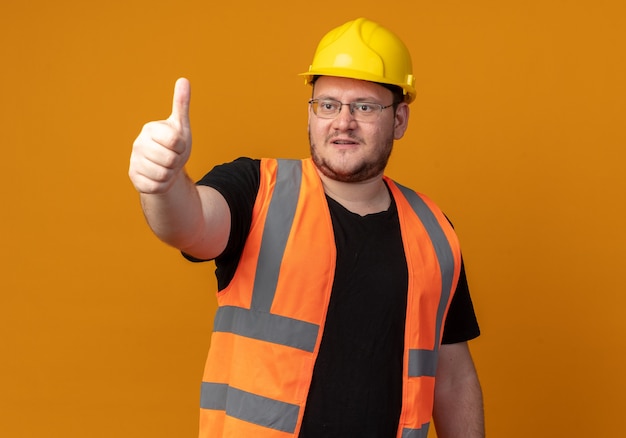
{"left": 309, "top": 131, "right": 395, "bottom": 183}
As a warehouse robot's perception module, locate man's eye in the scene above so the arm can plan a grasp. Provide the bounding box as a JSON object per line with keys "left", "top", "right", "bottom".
{"left": 355, "top": 103, "right": 375, "bottom": 113}
{"left": 320, "top": 102, "right": 338, "bottom": 111}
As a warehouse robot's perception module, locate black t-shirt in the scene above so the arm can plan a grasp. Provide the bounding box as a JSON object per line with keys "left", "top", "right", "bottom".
{"left": 194, "top": 157, "right": 480, "bottom": 437}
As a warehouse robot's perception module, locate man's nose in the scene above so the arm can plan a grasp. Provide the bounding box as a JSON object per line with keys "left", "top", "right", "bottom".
{"left": 332, "top": 104, "right": 357, "bottom": 128}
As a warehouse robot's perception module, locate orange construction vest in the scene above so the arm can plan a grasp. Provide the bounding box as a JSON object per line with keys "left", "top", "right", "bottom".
{"left": 199, "top": 158, "right": 461, "bottom": 438}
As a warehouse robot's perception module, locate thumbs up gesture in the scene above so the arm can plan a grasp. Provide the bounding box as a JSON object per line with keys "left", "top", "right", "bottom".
{"left": 129, "top": 78, "right": 192, "bottom": 194}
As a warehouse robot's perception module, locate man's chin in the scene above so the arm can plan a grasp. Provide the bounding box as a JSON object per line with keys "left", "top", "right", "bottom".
{"left": 312, "top": 157, "right": 379, "bottom": 183}
{"left": 310, "top": 141, "right": 393, "bottom": 183}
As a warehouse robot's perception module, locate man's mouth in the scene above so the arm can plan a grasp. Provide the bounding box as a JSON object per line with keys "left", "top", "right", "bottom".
{"left": 329, "top": 136, "right": 361, "bottom": 145}
{"left": 333, "top": 140, "right": 357, "bottom": 144}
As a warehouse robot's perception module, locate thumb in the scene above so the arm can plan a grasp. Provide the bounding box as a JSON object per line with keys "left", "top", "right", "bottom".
{"left": 169, "top": 77, "right": 191, "bottom": 130}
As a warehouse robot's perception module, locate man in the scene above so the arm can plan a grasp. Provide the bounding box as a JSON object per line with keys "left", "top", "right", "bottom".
{"left": 129, "top": 17, "right": 484, "bottom": 438}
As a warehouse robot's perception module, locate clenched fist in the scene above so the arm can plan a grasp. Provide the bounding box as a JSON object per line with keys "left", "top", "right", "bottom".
{"left": 129, "top": 78, "right": 192, "bottom": 194}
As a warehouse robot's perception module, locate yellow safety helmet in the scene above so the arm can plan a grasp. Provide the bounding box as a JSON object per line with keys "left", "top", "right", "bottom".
{"left": 300, "top": 18, "right": 416, "bottom": 103}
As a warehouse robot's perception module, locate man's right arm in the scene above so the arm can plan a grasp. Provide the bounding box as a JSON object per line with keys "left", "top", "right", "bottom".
{"left": 128, "top": 78, "right": 230, "bottom": 260}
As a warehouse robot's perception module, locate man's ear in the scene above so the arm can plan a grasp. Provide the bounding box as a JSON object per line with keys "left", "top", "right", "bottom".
{"left": 394, "top": 103, "right": 410, "bottom": 140}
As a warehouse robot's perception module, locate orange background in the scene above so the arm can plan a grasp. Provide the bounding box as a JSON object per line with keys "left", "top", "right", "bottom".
{"left": 2, "top": 0, "right": 625, "bottom": 436}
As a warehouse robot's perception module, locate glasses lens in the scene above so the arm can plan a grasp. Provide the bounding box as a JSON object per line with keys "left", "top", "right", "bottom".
{"left": 351, "top": 103, "right": 382, "bottom": 120}
{"left": 313, "top": 100, "right": 340, "bottom": 118}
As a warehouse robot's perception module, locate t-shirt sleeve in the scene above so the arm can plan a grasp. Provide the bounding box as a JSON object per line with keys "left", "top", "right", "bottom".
{"left": 441, "top": 257, "right": 481, "bottom": 344}
{"left": 185, "top": 157, "right": 261, "bottom": 290}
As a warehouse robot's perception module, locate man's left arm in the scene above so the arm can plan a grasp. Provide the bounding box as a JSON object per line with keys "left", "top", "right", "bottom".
{"left": 432, "top": 342, "right": 485, "bottom": 438}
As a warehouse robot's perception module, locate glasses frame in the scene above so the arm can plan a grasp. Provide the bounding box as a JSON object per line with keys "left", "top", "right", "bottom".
{"left": 308, "top": 98, "right": 394, "bottom": 121}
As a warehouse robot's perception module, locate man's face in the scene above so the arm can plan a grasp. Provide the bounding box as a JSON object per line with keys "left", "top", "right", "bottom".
{"left": 308, "top": 76, "right": 409, "bottom": 183}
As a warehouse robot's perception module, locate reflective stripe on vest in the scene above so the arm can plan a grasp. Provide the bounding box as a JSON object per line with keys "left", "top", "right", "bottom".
{"left": 396, "top": 182, "right": 455, "bottom": 374}
{"left": 200, "top": 159, "right": 460, "bottom": 437}
{"left": 200, "top": 382, "right": 300, "bottom": 433}
{"left": 402, "top": 424, "right": 430, "bottom": 438}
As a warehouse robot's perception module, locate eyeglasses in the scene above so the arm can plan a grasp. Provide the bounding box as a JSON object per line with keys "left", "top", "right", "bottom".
{"left": 308, "top": 98, "right": 393, "bottom": 122}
